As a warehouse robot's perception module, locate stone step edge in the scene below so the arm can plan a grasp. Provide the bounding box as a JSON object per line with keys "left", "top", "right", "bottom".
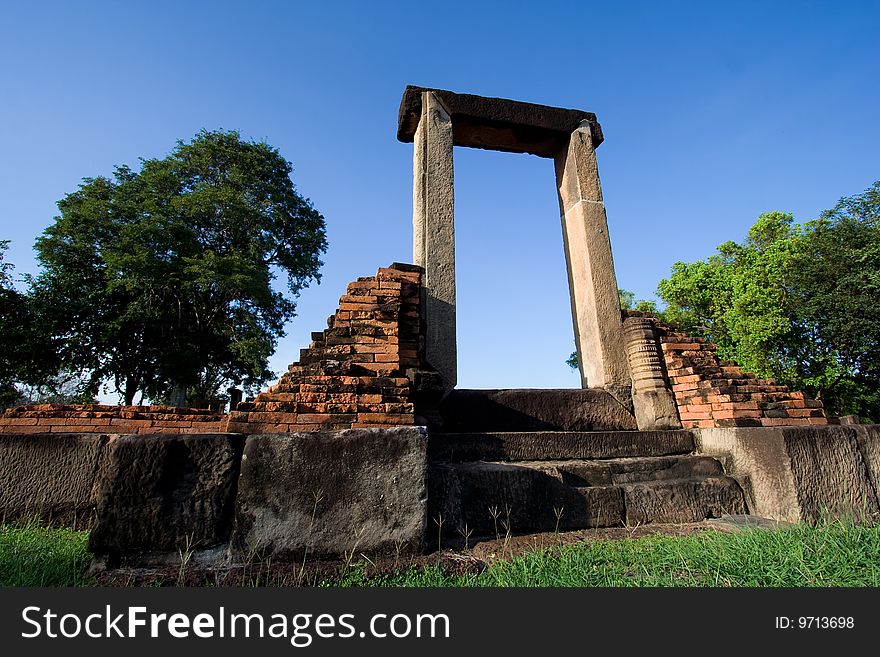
{"left": 463, "top": 454, "right": 721, "bottom": 468}
{"left": 573, "top": 474, "right": 739, "bottom": 491}
{"left": 428, "top": 430, "right": 698, "bottom": 462}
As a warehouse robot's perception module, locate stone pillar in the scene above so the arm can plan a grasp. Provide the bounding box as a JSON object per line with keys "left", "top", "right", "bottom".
{"left": 412, "top": 91, "right": 456, "bottom": 392}
{"left": 554, "top": 121, "right": 630, "bottom": 390}
{"left": 623, "top": 316, "right": 681, "bottom": 430}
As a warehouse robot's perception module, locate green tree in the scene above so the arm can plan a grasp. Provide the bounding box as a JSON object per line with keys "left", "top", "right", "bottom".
{"left": 32, "top": 130, "right": 327, "bottom": 405}
{"left": 657, "top": 182, "right": 880, "bottom": 420}
{"left": 0, "top": 242, "right": 24, "bottom": 406}
{"left": 0, "top": 242, "right": 82, "bottom": 408}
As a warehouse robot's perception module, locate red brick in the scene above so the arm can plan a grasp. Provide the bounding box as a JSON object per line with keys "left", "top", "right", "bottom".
{"left": 246, "top": 411, "right": 299, "bottom": 424}
{"left": 352, "top": 344, "right": 398, "bottom": 354}
{"left": 0, "top": 425, "right": 45, "bottom": 434}
{"left": 296, "top": 413, "right": 356, "bottom": 425}
{"left": 339, "top": 295, "right": 378, "bottom": 304}
{"left": 712, "top": 401, "right": 759, "bottom": 411}
{"left": 760, "top": 417, "right": 811, "bottom": 426}
{"left": 376, "top": 269, "right": 420, "bottom": 284}
{"left": 682, "top": 403, "right": 712, "bottom": 413}
{"left": 679, "top": 411, "right": 712, "bottom": 421}
{"left": 2, "top": 417, "right": 38, "bottom": 426}
{"left": 784, "top": 408, "right": 826, "bottom": 418}
{"left": 713, "top": 409, "right": 761, "bottom": 420}
{"left": 346, "top": 281, "right": 380, "bottom": 292}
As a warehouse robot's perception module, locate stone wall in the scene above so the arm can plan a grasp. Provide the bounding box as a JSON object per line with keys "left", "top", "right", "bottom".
{"left": 224, "top": 263, "right": 423, "bottom": 433}
{"left": 624, "top": 312, "right": 830, "bottom": 429}
{"left": 0, "top": 405, "right": 224, "bottom": 435}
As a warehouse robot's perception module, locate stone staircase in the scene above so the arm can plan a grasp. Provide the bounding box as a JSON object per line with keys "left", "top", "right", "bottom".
{"left": 427, "top": 390, "right": 746, "bottom": 540}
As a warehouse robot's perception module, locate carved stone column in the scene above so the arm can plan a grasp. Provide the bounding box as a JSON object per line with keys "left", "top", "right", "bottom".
{"left": 412, "top": 91, "right": 456, "bottom": 392}
{"left": 623, "top": 316, "right": 681, "bottom": 430}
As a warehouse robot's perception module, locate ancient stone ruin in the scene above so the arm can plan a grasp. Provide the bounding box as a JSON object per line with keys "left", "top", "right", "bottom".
{"left": 0, "top": 86, "right": 877, "bottom": 574}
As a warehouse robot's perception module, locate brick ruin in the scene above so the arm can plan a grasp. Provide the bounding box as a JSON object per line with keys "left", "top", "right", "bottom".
{"left": 0, "top": 269, "right": 834, "bottom": 435}
{"left": 0, "top": 263, "right": 432, "bottom": 435}
{"left": 624, "top": 311, "right": 830, "bottom": 429}
{"left": 0, "top": 405, "right": 223, "bottom": 435}
{"left": 225, "top": 263, "right": 424, "bottom": 433}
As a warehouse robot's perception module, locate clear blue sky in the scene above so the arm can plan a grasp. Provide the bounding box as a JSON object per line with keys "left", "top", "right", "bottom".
{"left": 1, "top": 1, "right": 878, "bottom": 397}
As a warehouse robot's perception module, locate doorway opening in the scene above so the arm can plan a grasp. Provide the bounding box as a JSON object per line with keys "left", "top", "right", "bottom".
{"left": 454, "top": 147, "right": 580, "bottom": 389}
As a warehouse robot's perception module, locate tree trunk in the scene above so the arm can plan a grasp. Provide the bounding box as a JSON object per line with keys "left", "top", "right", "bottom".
{"left": 123, "top": 379, "right": 138, "bottom": 406}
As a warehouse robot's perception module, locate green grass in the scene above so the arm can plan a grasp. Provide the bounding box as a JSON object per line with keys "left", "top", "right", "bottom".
{"left": 0, "top": 519, "right": 91, "bottom": 586}
{"left": 330, "top": 521, "right": 880, "bottom": 587}
{"left": 2, "top": 519, "right": 879, "bottom": 587}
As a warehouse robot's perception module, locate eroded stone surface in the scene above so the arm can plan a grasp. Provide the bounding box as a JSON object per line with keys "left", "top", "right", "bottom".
{"left": 782, "top": 426, "right": 879, "bottom": 522}
{"left": 696, "top": 426, "right": 880, "bottom": 523}
{"left": 622, "top": 476, "right": 745, "bottom": 525}
{"left": 428, "top": 461, "right": 625, "bottom": 537}
{"left": 853, "top": 425, "right": 880, "bottom": 498}
{"left": 624, "top": 316, "right": 681, "bottom": 430}
{"left": 0, "top": 432, "right": 109, "bottom": 526}
{"left": 428, "top": 454, "right": 742, "bottom": 539}
{"left": 232, "top": 428, "right": 428, "bottom": 560}
{"left": 88, "top": 434, "right": 244, "bottom": 557}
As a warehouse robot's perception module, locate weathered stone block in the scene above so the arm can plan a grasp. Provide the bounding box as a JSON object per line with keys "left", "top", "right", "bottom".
{"left": 622, "top": 476, "right": 745, "bottom": 525}
{"left": 428, "top": 430, "right": 695, "bottom": 462}
{"left": 427, "top": 461, "right": 626, "bottom": 537}
{"left": 88, "top": 434, "right": 245, "bottom": 558}
{"left": 696, "top": 426, "right": 880, "bottom": 523}
{"left": 439, "top": 388, "right": 637, "bottom": 432}
{"left": 0, "top": 432, "right": 109, "bottom": 526}
{"left": 232, "top": 427, "right": 428, "bottom": 560}
{"left": 852, "top": 425, "right": 880, "bottom": 497}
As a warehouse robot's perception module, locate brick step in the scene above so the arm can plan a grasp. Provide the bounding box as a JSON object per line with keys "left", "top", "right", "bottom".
{"left": 428, "top": 430, "right": 695, "bottom": 462}
{"left": 428, "top": 458, "right": 745, "bottom": 537}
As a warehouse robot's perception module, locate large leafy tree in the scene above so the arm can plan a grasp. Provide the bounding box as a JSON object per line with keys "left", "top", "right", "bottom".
{"left": 0, "top": 242, "right": 28, "bottom": 406}
{"left": 657, "top": 182, "right": 880, "bottom": 420}
{"left": 33, "top": 130, "right": 327, "bottom": 405}
{"left": 0, "top": 242, "right": 82, "bottom": 408}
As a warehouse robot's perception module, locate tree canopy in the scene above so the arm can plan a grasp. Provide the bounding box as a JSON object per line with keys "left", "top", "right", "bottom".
{"left": 658, "top": 181, "right": 880, "bottom": 420}
{"left": 0, "top": 242, "right": 27, "bottom": 406}
{"left": 30, "top": 130, "right": 327, "bottom": 405}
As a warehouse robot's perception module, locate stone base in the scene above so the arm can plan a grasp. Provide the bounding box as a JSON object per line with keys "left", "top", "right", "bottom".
{"left": 0, "top": 432, "right": 110, "bottom": 527}
{"left": 428, "top": 454, "right": 744, "bottom": 538}
{"left": 231, "top": 428, "right": 428, "bottom": 561}
{"left": 439, "top": 389, "right": 637, "bottom": 432}
{"left": 88, "top": 434, "right": 245, "bottom": 562}
{"left": 696, "top": 425, "right": 880, "bottom": 523}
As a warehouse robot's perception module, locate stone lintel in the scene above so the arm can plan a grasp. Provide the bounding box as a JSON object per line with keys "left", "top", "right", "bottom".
{"left": 397, "top": 85, "right": 603, "bottom": 157}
